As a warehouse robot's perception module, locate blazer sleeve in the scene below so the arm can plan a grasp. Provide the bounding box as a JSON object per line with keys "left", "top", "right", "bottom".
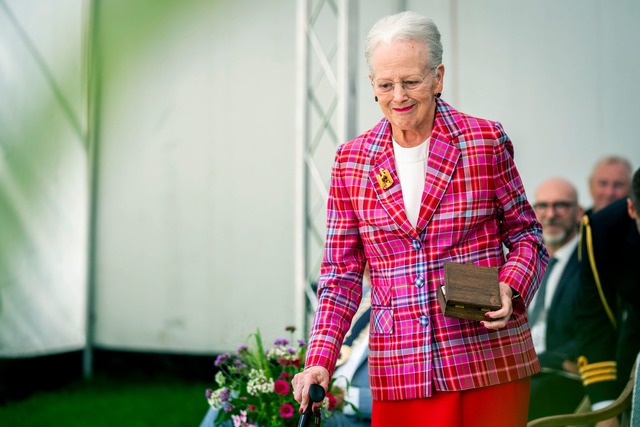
{"left": 304, "top": 144, "right": 366, "bottom": 374}
{"left": 575, "top": 214, "right": 621, "bottom": 404}
{"left": 490, "top": 122, "right": 548, "bottom": 307}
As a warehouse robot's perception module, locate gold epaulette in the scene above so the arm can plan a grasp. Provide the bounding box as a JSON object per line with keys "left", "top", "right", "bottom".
{"left": 578, "top": 356, "right": 617, "bottom": 386}
{"left": 578, "top": 215, "right": 617, "bottom": 328}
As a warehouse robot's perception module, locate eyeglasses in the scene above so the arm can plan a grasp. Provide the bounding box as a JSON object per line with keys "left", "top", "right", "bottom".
{"left": 372, "top": 67, "right": 436, "bottom": 94}
{"left": 533, "top": 201, "right": 577, "bottom": 214}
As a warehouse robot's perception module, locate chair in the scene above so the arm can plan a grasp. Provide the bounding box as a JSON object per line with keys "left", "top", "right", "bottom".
{"left": 527, "top": 352, "right": 638, "bottom": 427}
{"left": 631, "top": 351, "right": 639, "bottom": 426}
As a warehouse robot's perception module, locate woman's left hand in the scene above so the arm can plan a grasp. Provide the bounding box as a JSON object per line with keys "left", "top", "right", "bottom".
{"left": 481, "top": 282, "right": 513, "bottom": 329}
{"left": 291, "top": 366, "right": 331, "bottom": 414}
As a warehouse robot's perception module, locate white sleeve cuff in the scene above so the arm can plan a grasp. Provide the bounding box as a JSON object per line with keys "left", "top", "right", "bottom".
{"left": 591, "top": 400, "right": 615, "bottom": 411}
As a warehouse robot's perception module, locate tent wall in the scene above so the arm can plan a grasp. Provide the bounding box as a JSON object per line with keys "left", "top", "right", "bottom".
{"left": 0, "top": 0, "right": 88, "bottom": 356}
{"left": 1, "top": 0, "right": 639, "bottom": 358}
{"left": 91, "top": 0, "right": 299, "bottom": 353}
{"left": 357, "top": 0, "right": 640, "bottom": 204}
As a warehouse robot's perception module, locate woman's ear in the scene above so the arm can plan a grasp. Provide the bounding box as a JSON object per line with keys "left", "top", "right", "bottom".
{"left": 435, "top": 64, "right": 445, "bottom": 95}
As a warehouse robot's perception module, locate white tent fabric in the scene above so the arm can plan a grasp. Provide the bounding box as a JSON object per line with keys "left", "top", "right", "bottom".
{"left": 1, "top": 0, "right": 640, "bottom": 359}
{"left": 0, "top": 0, "right": 88, "bottom": 356}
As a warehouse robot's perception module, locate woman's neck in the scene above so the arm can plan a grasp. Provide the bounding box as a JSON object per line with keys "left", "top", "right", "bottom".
{"left": 392, "top": 127, "right": 431, "bottom": 148}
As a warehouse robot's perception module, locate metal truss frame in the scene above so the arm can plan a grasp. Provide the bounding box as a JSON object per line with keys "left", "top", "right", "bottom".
{"left": 295, "top": 0, "right": 358, "bottom": 333}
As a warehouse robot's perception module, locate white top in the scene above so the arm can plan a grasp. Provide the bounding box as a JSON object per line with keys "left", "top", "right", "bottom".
{"left": 392, "top": 139, "right": 429, "bottom": 228}
{"left": 530, "top": 235, "right": 579, "bottom": 353}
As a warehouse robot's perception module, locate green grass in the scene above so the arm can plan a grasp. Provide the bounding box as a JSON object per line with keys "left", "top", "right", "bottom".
{"left": 0, "top": 374, "right": 211, "bottom": 427}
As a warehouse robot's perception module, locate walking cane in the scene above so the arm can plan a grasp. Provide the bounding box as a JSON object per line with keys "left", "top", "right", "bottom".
{"left": 297, "top": 383, "right": 325, "bottom": 427}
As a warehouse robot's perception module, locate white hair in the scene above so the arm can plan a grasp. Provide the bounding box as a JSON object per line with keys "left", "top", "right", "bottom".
{"left": 365, "top": 11, "right": 443, "bottom": 75}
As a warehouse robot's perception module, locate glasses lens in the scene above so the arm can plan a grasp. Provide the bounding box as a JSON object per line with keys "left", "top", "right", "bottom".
{"left": 534, "top": 201, "right": 575, "bottom": 213}
{"left": 376, "top": 81, "right": 394, "bottom": 93}
{"left": 375, "top": 76, "right": 424, "bottom": 93}
{"left": 402, "top": 80, "right": 422, "bottom": 90}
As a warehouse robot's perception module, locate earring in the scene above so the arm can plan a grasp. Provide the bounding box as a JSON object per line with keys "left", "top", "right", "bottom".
{"left": 375, "top": 96, "right": 378, "bottom": 102}
{"left": 435, "top": 92, "right": 441, "bottom": 98}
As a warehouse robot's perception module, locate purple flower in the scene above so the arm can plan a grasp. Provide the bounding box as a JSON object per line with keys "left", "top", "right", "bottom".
{"left": 214, "top": 353, "right": 231, "bottom": 367}
{"left": 279, "top": 403, "right": 295, "bottom": 419}
{"left": 274, "top": 338, "right": 289, "bottom": 346}
{"left": 204, "top": 327, "right": 314, "bottom": 426}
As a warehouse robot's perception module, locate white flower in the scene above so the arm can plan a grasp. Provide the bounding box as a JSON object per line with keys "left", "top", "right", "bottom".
{"left": 206, "top": 388, "right": 226, "bottom": 409}
{"left": 215, "top": 371, "right": 226, "bottom": 386}
{"left": 246, "top": 368, "right": 274, "bottom": 396}
{"left": 266, "top": 344, "right": 298, "bottom": 362}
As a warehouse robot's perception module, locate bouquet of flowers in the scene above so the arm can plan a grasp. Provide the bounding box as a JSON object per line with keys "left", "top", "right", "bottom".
{"left": 205, "top": 326, "right": 346, "bottom": 427}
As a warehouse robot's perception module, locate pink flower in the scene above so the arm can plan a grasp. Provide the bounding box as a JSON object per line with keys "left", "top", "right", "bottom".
{"left": 325, "top": 392, "right": 337, "bottom": 411}
{"left": 231, "top": 411, "right": 257, "bottom": 427}
{"left": 279, "top": 403, "right": 295, "bottom": 419}
{"left": 278, "top": 356, "right": 301, "bottom": 367}
{"left": 273, "top": 379, "right": 290, "bottom": 396}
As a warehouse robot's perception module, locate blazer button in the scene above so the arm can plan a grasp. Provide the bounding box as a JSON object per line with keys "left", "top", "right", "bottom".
{"left": 419, "top": 316, "right": 429, "bottom": 327}
{"left": 412, "top": 239, "right": 422, "bottom": 250}
{"left": 415, "top": 276, "right": 425, "bottom": 288}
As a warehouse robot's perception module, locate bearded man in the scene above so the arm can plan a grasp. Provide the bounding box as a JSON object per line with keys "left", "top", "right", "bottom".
{"left": 527, "top": 177, "right": 586, "bottom": 420}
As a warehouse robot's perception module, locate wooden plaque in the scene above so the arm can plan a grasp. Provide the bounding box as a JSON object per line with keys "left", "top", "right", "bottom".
{"left": 437, "top": 262, "right": 501, "bottom": 322}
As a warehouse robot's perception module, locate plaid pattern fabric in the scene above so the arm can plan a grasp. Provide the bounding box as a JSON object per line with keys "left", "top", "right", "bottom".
{"left": 305, "top": 99, "right": 548, "bottom": 401}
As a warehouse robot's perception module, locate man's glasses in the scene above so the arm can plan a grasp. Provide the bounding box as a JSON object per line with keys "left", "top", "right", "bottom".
{"left": 533, "top": 201, "right": 576, "bottom": 214}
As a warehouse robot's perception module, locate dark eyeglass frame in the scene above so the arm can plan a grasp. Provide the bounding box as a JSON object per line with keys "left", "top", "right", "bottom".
{"left": 533, "top": 201, "right": 577, "bottom": 213}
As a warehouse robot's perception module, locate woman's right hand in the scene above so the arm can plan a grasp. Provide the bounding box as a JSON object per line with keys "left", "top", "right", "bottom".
{"left": 292, "top": 366, "right": 331, "bottom": 414}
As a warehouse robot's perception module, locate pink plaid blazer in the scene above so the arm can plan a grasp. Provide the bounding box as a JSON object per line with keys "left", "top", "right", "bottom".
{"left": 305, "top": 99, "right": 548, "bottom": 401}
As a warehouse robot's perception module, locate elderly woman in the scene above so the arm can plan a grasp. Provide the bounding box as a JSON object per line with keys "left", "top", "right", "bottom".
{"left": 293, "top": 11, "right": 548, "bottom": 427}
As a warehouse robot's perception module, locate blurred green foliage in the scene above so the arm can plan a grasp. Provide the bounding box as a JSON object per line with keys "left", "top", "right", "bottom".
{"left": 0, "top": 373, "right": 210, "bottom": 427}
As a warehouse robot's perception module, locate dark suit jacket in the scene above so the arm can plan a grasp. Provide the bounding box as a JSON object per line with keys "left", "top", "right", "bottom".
{"left": 538, "top": 247, "right": 582, "bottom": 371}
{"left": 577, "top": 198, "right": 640, "bottom": 404}
{"left": 528, "top": 244, "right": 585, "bottom": 420}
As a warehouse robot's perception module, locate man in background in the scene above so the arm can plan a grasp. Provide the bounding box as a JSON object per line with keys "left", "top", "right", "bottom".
{"left": 587, "top": 155, "right": 632, "bottom": 214}
{"left": 528, "top": 177, "right": 585, "bottom": 420}
{"left": 577, "top": 167, "right": 640, "bottom": 427}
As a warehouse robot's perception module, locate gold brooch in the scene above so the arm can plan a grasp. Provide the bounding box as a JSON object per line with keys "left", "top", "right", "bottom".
{"left": 376, "top": 168, "right": 394, "bottom": 190}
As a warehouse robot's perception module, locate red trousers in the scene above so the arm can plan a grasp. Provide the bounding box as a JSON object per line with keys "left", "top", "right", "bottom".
{"left": 371, "top": 377, "right": 531, "bottom": 427}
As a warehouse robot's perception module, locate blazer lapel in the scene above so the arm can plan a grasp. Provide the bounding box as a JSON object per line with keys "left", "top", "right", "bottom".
{"left": 415, "top": 123, "right": 461, "bottom": 232}
{"left": 368, "top": 100, "right": 463, "bottom": 238}
{"left": 369, "top": 134, "right": 416, "bottom": 238}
